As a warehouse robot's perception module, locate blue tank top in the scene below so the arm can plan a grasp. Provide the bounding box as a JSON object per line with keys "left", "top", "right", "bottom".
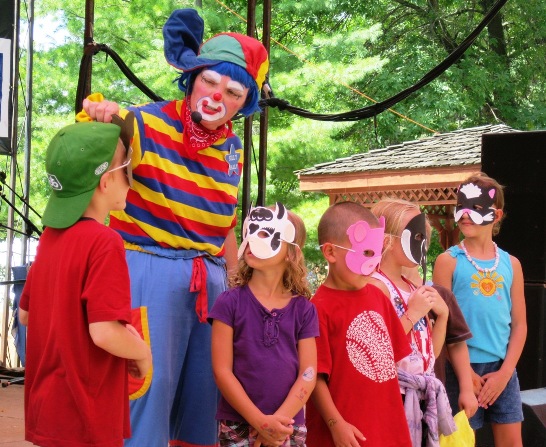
{"left": 447, "top": 244, "right": 513, "bottom": 363}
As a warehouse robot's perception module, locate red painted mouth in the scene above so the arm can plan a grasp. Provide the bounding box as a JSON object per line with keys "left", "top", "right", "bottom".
{"left": 201, "top": 100, "right": 222, "bottom": 114}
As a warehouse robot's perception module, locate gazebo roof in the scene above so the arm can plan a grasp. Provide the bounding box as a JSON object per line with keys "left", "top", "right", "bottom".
{"left": 297, "top": 123, "right": 517, "bottom": 202}
{"left": 298, "top": 123, "right": 515, "bottom": 177}
{"left": 296, "top": 123, "right": 518, "bottom": 248}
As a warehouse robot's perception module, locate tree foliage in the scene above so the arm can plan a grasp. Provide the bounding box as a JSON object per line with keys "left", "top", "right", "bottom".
{"left": 3, "top": 0, "right": 545, "bottom": 270}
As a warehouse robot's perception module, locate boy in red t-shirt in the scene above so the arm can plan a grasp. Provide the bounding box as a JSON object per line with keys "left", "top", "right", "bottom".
{"left": 19, "top": 117, "right": 152, "bottom": 447}
{"left": 306, "top": 201, "right": 412, "bottom": 447}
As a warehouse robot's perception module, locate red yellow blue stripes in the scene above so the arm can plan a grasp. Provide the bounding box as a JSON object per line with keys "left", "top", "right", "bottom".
{"left": 109, "top": 100, "right": 242, "bottom": 255}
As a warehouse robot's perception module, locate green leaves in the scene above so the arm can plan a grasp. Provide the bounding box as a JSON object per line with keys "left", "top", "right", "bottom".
{"left": 12, "top": 0, "right": 546, "bottom": 266}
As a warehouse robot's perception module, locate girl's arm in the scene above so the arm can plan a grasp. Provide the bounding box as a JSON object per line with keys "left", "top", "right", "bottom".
{"left": 274, "top": 337, "right": 317, "bottom": 418}
{"left": 425, "top": 285, "right": 449, "bottom": 357}
{"left": 478, "top": 256, "right": 527, "bottom": 408}
{"left": 430, "top": 308, "right": 449, "bottom": 358}
{"left": 369, "top": 278, "right": 422, "bottom": 335}
{"left": 211, "top": 319, "right": 293, "bottom": 444}
{"left": 432, "top": 251, "right": 484, "bottom": 396}
{"left": 447, "top": 341, "right": 479, "bottom": 417}
{"left": 431, "top": 252, "right": 456, "bottom": 290}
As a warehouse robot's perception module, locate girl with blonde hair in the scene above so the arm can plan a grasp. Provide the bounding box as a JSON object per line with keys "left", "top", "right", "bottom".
{"left": 370, "top": 198, "right": 477, "bottom": 446}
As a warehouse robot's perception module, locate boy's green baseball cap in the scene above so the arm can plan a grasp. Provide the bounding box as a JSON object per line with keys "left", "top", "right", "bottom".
{"left": 42, "top": 120, "right": 125, "bottom": 229}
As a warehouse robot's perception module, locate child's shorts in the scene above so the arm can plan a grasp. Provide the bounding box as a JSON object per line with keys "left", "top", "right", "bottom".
{"left": 446, "top": 360, "right": 524, "bottom": 430}
{"left": 218, "top": 420, "right": 307, "bottom": 446}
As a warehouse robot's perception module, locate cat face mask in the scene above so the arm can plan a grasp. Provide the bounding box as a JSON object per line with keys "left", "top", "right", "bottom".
{"left": 454, "top": 182, "right": 496, "bottom": 225}
{"left": 238, "top": 202, "right": 296, "bottom": 260}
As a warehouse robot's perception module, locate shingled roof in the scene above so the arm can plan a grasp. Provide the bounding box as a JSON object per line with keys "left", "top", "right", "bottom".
{"left": 297, "top": 123, "right": 516, "bottom": 177}
{"left": 296, "top": 123, "right": 519, "bottom": 249}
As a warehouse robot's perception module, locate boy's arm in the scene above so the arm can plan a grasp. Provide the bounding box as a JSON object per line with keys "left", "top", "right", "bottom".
{"left": 275, "top": 337, "right": 317, "bottom": 418}
{"left": 478, "top": 256, "right": 527, "bottom": 408}
{"left": 446, "top": 341, "right": 478, "bottom": 417}
{"left": 88, "top": 321, "right": 151, "bottom": 378}
{"left": 311, "top": 374, "right": 366, "bottom": 445}
{"left": 18, "top": 308, "right": 29, "bottom": 326}
{"left": 211, "top": 319, "right": 293, "bottom": 444}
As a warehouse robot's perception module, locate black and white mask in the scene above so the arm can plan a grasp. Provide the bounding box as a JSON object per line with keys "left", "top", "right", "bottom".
{"left": 400, "top": 213, "right": 428, "bottom": 278}
{"left": 454, "top": 182, "right": 496, "bottom": 225}
{"left": 238, "top": 202, "right": 296, "bottom": 260}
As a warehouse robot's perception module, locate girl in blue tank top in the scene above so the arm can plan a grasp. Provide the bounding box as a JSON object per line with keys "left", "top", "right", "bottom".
{"left": 433, "top": 172, "right": 526, "bottom": 446}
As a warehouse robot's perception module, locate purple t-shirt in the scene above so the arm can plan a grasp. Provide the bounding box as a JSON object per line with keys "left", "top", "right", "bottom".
{"left": 208, "top": 284, "right": 319, "bottom": 424}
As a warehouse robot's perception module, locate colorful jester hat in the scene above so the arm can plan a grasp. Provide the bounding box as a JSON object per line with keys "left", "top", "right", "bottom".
{"left": 163, "top": 8, "right": 269, "bottom": 91}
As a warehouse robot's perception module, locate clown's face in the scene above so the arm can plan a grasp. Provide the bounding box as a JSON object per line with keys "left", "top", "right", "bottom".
{"left": 190, "top": 70, "right": 249, "bottom": 130}
{"left": 454, "top": 182, "right": 497, "bottom": 225}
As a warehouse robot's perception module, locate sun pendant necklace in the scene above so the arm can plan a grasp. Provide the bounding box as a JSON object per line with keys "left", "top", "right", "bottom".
{"left": 460, "top": 240, "right": 500, "bottom": 273}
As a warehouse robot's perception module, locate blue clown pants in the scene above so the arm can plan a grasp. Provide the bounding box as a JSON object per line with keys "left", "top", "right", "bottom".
{"left": 124, "top": 246, "right": 226, "bottom": 447}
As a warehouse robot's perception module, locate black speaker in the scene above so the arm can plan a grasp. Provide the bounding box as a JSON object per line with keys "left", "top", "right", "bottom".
{"left": 521, "top": 388, "right": 546, "bottom": 447}
{"left": 481, "top": 131, "right": 546, "bottom": 284}
{"left": 518, "top": 283, "right": 546, "bottom": 391}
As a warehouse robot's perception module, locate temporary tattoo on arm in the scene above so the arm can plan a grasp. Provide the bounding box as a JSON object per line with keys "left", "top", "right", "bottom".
{"left": 295, "top": 387, "right": 308, "bottom": 402}
{"left": 302, "top": 366, "right": 315, "bottom": 382}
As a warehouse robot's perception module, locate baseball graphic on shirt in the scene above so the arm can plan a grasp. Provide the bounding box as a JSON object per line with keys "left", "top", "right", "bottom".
{"left": 346, "top": 310, "right": 397, "bottom": 383}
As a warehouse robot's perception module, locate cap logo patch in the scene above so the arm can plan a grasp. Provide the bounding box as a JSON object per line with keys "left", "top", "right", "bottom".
{"left": 47, "top": 174, "right": 62, "bottom": 191}
{"left": 95, "top": 162, "right": 109, "bottom": 176}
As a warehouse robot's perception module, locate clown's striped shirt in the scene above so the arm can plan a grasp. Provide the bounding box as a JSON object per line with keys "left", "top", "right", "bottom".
{"left": 109, "top": 100, "right": 243, "bottom": 257}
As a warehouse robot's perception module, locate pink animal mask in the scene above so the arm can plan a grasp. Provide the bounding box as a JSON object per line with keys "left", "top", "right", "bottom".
{"left": 345, "top": 216, "right": 386, "bottom": 275}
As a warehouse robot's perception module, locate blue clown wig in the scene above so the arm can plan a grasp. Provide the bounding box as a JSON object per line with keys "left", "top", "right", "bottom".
{"left": 177, "top": 62, "right": 261, "bottom": 117}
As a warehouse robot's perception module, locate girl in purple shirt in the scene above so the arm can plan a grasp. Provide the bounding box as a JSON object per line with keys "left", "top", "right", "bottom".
{"left": 209, "top": 202, "right": 319, "bottom": 446}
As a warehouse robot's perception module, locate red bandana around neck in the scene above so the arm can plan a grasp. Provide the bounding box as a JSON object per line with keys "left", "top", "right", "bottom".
{"left": 181, "top": 97, "right": 232, "bottom": 159}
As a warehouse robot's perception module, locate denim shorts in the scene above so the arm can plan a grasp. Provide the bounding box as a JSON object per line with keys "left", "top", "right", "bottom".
{"left": 445, "top": 360, "right": 524, "bottom": 429}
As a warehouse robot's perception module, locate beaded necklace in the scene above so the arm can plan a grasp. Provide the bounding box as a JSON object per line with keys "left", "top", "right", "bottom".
{"left": 460, "top": 239, "right": 500, "bottom": 273}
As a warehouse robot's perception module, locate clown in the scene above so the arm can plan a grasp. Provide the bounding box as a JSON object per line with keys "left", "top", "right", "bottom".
{"left": 82, "top": 9, "right": 268, "bottom": 447}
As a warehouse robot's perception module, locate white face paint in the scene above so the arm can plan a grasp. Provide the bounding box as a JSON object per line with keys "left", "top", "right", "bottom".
{"left": 226, "top": 79, "right": 245, "bottom": 96}
{"left": 195, "top": 71, "right": 225, "bottom": 122}
{"left": 195, "top": 98, "right": 226, "bottom": 122}
{"left": 237, "top": 202, "right": 296, "bottom": 260}
{"left": 192, "top": 70, "right": 248, "bottom": 125}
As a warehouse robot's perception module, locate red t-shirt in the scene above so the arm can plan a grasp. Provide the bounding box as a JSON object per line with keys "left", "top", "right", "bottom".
{"left": 306, "top": 283, "right": 412, "bottom": 447}
{"left": 20, "top": 219, "right": 132, "bottom": 447}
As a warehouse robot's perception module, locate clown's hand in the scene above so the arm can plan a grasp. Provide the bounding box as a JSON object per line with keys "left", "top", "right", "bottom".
{"left": 78, "top": 92, "right": 120, "bottom": 123}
